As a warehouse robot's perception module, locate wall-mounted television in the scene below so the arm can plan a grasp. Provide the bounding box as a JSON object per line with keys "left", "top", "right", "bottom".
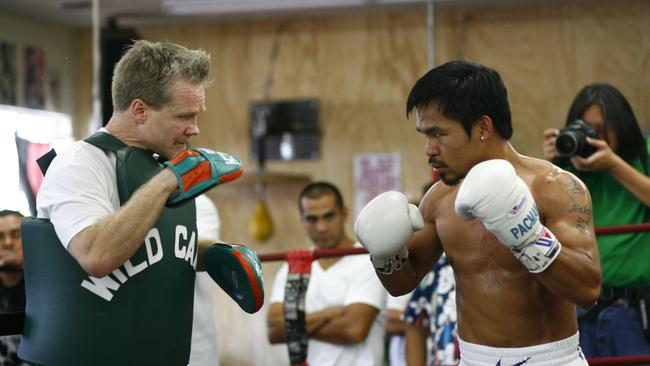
{"left": 249, "top": 99, "right": 320, "bottom": 162}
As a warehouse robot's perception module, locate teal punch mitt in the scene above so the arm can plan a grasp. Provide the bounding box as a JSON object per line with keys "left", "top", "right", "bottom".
{"left": 164, "top": 148, "right": 243, "bottom": 206}
{"left": 204, "top": 243, "right": 265, "bottom": 314}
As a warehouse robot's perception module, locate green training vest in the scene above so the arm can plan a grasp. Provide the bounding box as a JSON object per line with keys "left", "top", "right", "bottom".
{"left": 19, "top": 132, "right": 197, "bottom": 366}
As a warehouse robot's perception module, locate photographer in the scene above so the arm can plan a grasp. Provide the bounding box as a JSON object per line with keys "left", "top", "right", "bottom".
{"left": 543, "top": 83, "right": 650, "bottom": 358}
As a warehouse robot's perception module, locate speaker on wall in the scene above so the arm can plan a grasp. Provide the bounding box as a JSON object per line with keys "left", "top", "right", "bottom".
{"left": 100, "top": 19, "right": 140, "bottom": 126}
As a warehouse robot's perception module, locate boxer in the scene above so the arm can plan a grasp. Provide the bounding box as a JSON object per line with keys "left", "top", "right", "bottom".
{"left": 355, "top": 60, "right": 601, "bottom": 365}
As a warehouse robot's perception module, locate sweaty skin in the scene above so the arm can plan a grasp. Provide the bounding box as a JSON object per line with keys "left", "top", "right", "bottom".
{"left": 378, "top": 105, "right": 601, "bottom": 348}
{"left": 418, "top": 158, "right": 596, "bottom": 346}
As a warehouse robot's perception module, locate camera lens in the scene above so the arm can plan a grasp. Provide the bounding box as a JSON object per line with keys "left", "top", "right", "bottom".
{"left": 555, "top": 132, "right": 579, "bottom": 157}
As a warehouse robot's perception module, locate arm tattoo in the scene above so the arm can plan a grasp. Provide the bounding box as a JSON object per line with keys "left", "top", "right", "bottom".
{"left": 569, "top": 204, "right": 591, "bottom": 216}
{"left": 562, "top": 177, "right": 592, "bottom": 235}
{"left": 563, "top": 177, "right": 586, "bottom": 202}
{"left": 575, "top": 217, "right": 591, "bottom": 236}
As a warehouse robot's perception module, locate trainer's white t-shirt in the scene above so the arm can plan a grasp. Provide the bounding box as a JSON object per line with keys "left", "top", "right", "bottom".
{"left": 37, "top": 129, "right": 119, "bottom": 248}
{"left": 270, "top": 247, "right": 387, "bottom": 366}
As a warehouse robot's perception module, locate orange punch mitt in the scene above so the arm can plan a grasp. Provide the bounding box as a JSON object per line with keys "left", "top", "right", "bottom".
{"left": 164, "top": 148, "right": 243, "bottom": 206}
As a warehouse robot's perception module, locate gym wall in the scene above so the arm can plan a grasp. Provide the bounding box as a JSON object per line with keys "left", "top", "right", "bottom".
{"left": 0, "top": 11, "right": 79, "bottom": 126}
{"left": 72, "top": 1, "right": 649, "bottom": 364}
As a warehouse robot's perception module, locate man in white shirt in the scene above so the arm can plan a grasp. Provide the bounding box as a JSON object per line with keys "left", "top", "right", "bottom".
{"left": 190, "top": 195, "right": 221, "bottom": 366}
{"left": 385, "top": 293, "right": 411, "bottom": 366}
{"left": 267, "top": 181, "right": 387, "bottom": 366}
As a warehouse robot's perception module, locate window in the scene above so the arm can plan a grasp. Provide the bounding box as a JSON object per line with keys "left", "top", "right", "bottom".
{"left": 0, "top": 104, "right": 72, "bottom": 215}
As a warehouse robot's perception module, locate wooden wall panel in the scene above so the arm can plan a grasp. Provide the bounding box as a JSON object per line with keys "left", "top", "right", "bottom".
{"left": 74, "top": 31, "right": 92, "bottom": 139}
{"left": 434, "top": 1, "right": 650, "bottom": 157}
{"left": 72, "top": 1, "right": 648, "bottom": 364}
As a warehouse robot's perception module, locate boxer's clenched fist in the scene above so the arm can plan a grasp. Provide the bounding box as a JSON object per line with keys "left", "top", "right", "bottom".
{"left": 455, "top": 159, "right": 561, "bottom": 273}
{"left": 355, "top": 191, "right": 423, "bottom": 274}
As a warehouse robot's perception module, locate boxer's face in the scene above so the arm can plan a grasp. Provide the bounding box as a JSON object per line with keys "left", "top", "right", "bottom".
{"left": 581, "top": 103, "right": 617, "bottom": 152}
{"left": 417, "top": 104, "right": 475, "bottom": 186}
{"left": 300, "top": 194, "right": 347, "bottom": 249}
{"left": 140, "top": 78, "right": 206, "bottom": 159}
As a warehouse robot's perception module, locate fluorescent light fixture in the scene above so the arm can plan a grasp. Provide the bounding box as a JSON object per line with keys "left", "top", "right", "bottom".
{"left": 162, "top": 0, "right": 425, "bottom": 15}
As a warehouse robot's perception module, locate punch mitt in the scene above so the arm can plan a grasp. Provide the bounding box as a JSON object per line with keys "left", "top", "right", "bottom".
{"left": 204, "top": 243, "right": 264, "bottom": 314}
{"left": 165, "top": 148, "right": 243, "bottom": 206}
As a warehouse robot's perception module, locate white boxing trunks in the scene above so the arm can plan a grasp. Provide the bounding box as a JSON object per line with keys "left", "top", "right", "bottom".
{"left": 458, "top": 332, "right": 587, "bottom": 366}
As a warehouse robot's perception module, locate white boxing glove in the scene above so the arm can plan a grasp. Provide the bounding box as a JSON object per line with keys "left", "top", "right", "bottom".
{"left": 455, "top": 159, "right": 562, "bottom": 273}
{"left": 354, "top": 191, "right": 424, "bottom": 274}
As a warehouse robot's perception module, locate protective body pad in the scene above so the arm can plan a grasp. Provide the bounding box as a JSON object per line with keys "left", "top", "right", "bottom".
{"left": 204, "top": 243, "right": 264, "bottom": 314}
{"left": 165, "top": 148, "right": 243, "bottom": 206}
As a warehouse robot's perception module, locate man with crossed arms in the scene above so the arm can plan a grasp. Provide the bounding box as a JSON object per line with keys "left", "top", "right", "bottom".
{"left": 267, "top": 181, "right": 387, "bottom": 366}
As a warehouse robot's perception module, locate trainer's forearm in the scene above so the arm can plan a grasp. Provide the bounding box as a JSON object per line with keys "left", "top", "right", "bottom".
{"left": 195, "top": 239, "right": 216, "bottom": 272}
{"left": 68, "top": 169, "right": 177, "bottom": 277}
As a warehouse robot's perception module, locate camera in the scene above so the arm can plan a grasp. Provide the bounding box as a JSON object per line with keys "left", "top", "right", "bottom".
{"left": 554, "top": 119, "right": 598, "bottom": 158}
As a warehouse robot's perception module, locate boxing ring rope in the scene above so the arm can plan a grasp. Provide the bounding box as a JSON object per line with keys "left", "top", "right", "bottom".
{"left": 257, "top": 223, "right": 650, "bottom": 263}
{"left": 258, "top": 246, "right": 368, "bottom": 262}
{"left": 595, "top": 222, "right": 650, "bottom": 236}
{"left": 2, "top": 223, "right": 650, "bottom": 365}
{"left": 258, "top": 222, "right": 650, "bottom": 366}
{"left": 588, "top": 355, "right": 650, "bottom": 366}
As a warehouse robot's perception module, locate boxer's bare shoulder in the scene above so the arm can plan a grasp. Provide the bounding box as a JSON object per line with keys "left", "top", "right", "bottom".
{"left": 418, "top": 179, "right": 456, "bottom": 221}
{"left": 516, "top": 155, "right": 594, "bottom": 241}
{"left": 516, "top": 156, "right": 589, "bottom": 209}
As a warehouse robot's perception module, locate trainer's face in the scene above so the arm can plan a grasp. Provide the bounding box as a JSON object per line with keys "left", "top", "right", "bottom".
{"left": 300, "top": 194, "right": 347, "bottom": 249}
{"left": 141, "top": 78, "right": 206, "bottom": 159}
{"left": 581, "top": 103, "right": 617, "bottom": 152}
{"left": 417, "top": 104, "right": 474, "bottom": 186}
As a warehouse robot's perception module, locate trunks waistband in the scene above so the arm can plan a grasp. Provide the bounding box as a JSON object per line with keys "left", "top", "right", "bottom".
{"left": 458, "top": 332, "right": 583, "bottom": 366}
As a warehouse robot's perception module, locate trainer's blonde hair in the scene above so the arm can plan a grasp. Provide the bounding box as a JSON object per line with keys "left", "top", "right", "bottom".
{"left": 111, "top": 40, "right": 211, "bottom": 112}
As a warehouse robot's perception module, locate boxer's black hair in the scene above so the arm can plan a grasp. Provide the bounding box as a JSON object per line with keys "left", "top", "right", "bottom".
{"left": 406, "top": 60, "right": 513, "bottom": 140}
{"left": 566, "top": 83, "right": 647, "bottom": 172}
{"left": 0, "top": 209, "right": 23, "bottom": 218}
{"left": 298, "top": 181, "right": 344, "bottom": 213}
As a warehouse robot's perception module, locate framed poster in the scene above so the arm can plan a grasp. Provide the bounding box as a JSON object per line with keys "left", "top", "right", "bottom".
{"left": 24, "top": 45, "right": 45, "bottom": 109}
{"left": 0, "top": 40, "right": 17, "bottom": 105}
{"left": 354, "top": 152, "right": 401, "bottom": 218}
